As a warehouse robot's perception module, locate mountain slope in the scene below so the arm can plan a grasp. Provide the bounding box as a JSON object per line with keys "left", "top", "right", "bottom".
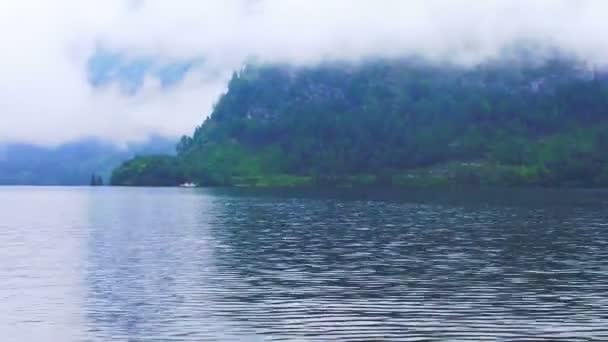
{"left": 0, "top": 136, "right": 175, "bottom": 185}
{"left": 112, "top": 58, "right": 608, "bottom": 187}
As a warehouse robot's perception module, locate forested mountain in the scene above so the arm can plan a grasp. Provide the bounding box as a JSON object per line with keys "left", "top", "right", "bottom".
{"left": 112, "top": 57, "right": 608, "bottom": 187}
{"left": 0, "top": 136, "right": 175, "bottom": 185}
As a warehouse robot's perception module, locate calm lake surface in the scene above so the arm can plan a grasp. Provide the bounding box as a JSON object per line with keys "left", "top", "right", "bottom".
{"left": 1, "top": 187, "right": 608, "bottom": 341}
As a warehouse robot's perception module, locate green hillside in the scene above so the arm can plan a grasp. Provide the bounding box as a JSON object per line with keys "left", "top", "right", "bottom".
{"left": 112, "top": 58, "right": 608, "bottom": 187}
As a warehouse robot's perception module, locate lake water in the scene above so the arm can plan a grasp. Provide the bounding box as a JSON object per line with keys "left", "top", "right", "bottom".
{"left": 1, "top": 187, "right": 608, "bottom": 341}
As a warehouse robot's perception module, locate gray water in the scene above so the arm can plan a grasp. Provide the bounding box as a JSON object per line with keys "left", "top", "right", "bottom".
{"left": 1, "top": 187, "right": 608, "bottom": 341}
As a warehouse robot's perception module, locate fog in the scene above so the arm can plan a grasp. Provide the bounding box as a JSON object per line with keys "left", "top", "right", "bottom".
{"left": 1, "top": 0, "right": 607, "bottom": 145}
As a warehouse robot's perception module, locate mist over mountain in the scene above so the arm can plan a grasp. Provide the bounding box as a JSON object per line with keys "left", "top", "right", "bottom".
{"left": 3, "top": 2, "right": 608, "bottom": 186}
{"left": 4, "top": 1, "right": 608, "bottom": 146}
{"left": 112, "top": 57, "right": 608, "bottom": 187}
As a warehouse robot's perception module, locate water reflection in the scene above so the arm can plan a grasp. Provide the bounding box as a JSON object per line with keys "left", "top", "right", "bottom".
{"left": 84, "top": 188, "right": 254, "bottom": 341}
{"left": 1, "top": 187, "right": 608, "bottom": 341}
{"left": 204, "top": 190, "right": 608, "bottom": 340}
{"left": 0, "top": 188, "right": 87, "bottom": 342}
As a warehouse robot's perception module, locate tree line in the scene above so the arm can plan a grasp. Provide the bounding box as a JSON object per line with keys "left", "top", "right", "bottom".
{"left": 112, "top": 57, "right": 608, "bottom": 187}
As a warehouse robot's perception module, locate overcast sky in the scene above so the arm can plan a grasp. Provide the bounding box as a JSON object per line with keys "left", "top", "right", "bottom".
{"left": 1, "top": 0, "right": 608, "bottom": 146}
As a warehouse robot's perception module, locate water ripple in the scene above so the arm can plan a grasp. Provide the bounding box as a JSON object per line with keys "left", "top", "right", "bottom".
{"left": 1, "top": 187, "right": 608, "bottom": 341}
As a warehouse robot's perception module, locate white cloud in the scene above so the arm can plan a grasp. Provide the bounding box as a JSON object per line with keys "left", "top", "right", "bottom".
{"left": 1, "top": 0, "right": 608, "bottom": 145}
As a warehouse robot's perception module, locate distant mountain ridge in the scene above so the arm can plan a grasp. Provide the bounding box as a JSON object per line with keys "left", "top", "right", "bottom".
{"left": 0, "top": 136, "right": 176, "bottom": 185}
{"left": 112, "top": 57, "right": 608, "bottom": 187}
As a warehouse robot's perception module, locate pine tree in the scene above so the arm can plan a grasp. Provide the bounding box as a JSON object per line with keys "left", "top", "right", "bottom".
{"left": 90, "top": 173, "right": 103, "bottom": 186}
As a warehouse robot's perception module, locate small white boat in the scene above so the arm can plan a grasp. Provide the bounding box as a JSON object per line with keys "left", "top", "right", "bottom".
{"left": 179, "top": 182, "right": 197, "bottom": 188}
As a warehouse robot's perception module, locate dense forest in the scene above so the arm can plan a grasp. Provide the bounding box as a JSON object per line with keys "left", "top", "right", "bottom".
{"left": 0, "top": 136, "right": 175, "bottom": 185}
{"left": 112, "top": 57, "right": 608, "bottom": 187}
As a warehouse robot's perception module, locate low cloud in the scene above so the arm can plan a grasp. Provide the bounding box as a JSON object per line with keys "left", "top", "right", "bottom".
{"left": 1, "top": 0, "right": 608, "bottom": 145}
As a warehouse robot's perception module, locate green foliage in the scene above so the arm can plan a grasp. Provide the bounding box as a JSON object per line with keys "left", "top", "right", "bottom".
{"left": 112, "top": 58, "right": 608, "bottom": 188}
{"left": 232, "top": 174, "right": 313, "bottom": 187}
{"left": 179, "top": 143, "right": 284, "bottom": 185}
{"left": 111, "top": 155, "right": 185, "bottom": 186}
{"left": 392, "top": 174, "right": 450, "bottom": 188}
